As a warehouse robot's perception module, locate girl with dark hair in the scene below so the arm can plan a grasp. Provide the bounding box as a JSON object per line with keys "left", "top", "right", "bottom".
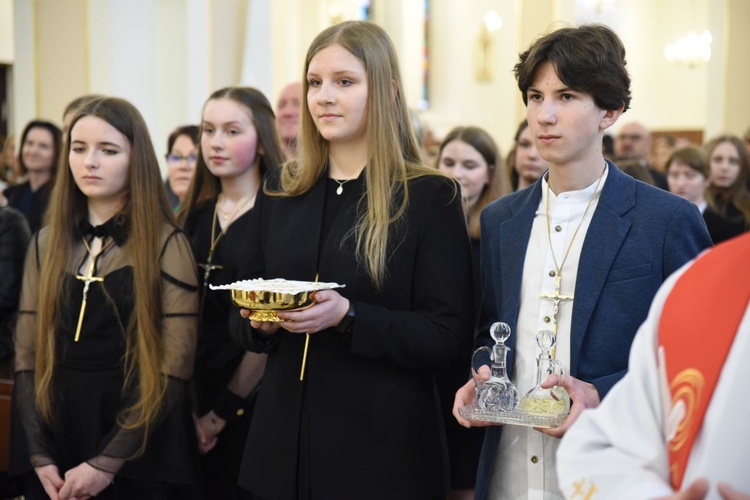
{"left": 178, "top": 86, "right": 283, "bottom": 499}
{"left": 229, "top": 21, "right": 473, "bottom": 499}
{"left": 11, "top": 96, "right": 200, "bottom": 499}
{"left": 3, "top": 120, "right": 62, "bottom": 233}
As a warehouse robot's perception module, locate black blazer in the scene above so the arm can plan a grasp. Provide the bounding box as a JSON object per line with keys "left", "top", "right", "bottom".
{"left": 0, "top": 206, "right": 30, "bottom": 347}
{"left": 230, "top": 170, "right": 474, "bottom": 500}
{"left": 703, "top": 204, "right": 747, "bottom": 245}
{"left": 4, "top": 181, "right": 52, "bottom": 234}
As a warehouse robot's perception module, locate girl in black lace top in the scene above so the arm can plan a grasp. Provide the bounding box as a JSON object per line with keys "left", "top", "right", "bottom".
{"left": 11, "top": 96, "right": 200, "bottom": 499}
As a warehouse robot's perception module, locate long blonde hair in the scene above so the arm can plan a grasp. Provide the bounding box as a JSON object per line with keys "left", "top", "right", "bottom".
{"left": 273, "top": 21, "right": 444, "bottom": 288}
{"left": 36, "top": 97, "right": 174, "bottom": 449}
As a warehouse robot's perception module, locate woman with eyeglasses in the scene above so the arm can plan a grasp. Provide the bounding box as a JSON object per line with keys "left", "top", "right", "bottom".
{"left": 165, "top": 125, "right": 200, "bottom": 211}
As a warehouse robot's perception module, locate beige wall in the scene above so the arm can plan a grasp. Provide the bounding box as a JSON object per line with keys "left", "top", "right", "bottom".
{"left": 37, "top": 0, "right": 87, "bottom": 124}
{"left": 2, "top": 0, "right": 748, "bottom": 163}
{"left": 211, "top": 0, "right": 248, "bottom": 91}
{"left": 725, "top": 0, "right": 750, "bottom": 137}
{"left": 0, "top": 0, "right": 13, "bottom": 64}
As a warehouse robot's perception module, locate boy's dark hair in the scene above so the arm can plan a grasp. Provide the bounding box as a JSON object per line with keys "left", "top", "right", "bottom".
{"left": 514, "top": 23, "right": 631, "bottom": 112}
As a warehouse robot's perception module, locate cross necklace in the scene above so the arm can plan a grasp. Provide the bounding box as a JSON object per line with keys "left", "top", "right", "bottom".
{"left": 197, "top": 203, "right": 229, "bottom": 316}
{"left": 74, "top": 236, "right": 114, "bottom": 342}
{"left": 540, "top": 168, "right": 605, "bottom": 339}
{"left": 198, "top": 200, "right": 245, "bottom": 318}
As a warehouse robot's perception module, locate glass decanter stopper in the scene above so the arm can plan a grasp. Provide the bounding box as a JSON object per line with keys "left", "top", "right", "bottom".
{"left": 472, "top": 322, "right": 520, "bottom": 412}
{"left": 519, "top": 330, "right": 568, "bottom": 416}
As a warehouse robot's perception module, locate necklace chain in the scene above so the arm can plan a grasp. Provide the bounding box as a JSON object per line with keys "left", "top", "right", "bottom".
{"left": 545, "top": 167, "right": 606, "bottom": 282}
{"left": 209, "top": 203, "right": 225, "bottom": 255}
{"left": 331, "top": 177, "right": 354, "bottom": 196}
{"left": 216, "top": 192, "right": 256, "bottom": 222}
{"left": 81, "top": 235, "right": 114, "bottom": 265}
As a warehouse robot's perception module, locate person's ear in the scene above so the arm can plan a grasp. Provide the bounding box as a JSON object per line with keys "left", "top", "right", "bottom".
{"left": 600, "top": 106, "right": 623, "bottom": 130}
{"left": 391, "top": 79, "right": 399, "bottom": 102}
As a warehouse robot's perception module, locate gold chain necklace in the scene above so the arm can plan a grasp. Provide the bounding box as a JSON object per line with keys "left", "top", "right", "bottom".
{"left": 215, "top": 192, "right": 256, "bottom": 223}
{"left": 197, "top": 204, "right": 227, "bottom": 317}
{"left": 539, "top": 167, "right": 606, "bottom": 339}
{"left": 199, "top": 203, "right": 226, "bottom": 286}
{"left": 545, "top": 167, "right": 605, "bottom": 284}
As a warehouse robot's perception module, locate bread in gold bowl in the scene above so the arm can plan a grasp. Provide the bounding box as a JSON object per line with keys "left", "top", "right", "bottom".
{"left": 210, "top": 278, "right": 345, "bottom": 322}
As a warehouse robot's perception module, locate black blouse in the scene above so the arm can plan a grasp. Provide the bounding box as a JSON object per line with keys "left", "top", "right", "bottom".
{"left": 13, "top": 219, "right": 199, "bottom": 477}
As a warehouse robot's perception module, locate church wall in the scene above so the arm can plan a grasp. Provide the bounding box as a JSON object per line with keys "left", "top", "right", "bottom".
{"left": 1, "top": 0, "right": 747, "bottom": 174}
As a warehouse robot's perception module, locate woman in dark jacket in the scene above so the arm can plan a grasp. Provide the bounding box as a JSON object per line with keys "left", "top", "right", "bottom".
{"left": 3, "top": 121, "right": 62, "bottom": 233}
{"left": 0, "top": 205, "right": 30, "bottom": 358}
{"left": 229, "top": 21, "right": 473, "bottom": 500}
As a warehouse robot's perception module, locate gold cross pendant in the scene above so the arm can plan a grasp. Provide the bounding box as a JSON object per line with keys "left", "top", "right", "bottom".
{"left": 540, "top": 274, "right": 573, "bottom": 359}
{"left": 539, "top": 289, "right": 574, "bottom": 335}
{"left": 74, "top": 259, "right": 104, "bottom": 342}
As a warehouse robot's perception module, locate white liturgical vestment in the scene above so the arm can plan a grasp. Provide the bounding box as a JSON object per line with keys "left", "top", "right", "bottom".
{"left": 556, "top": 256, "right": 750, "bottom": 499}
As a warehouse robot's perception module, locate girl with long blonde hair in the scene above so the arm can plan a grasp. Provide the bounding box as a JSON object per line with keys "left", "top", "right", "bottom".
{"left": 12, "top": 96, "right": 200, "bottom": 499}
{"left": 229, "top": 21, "right": 474, "bottom": 498}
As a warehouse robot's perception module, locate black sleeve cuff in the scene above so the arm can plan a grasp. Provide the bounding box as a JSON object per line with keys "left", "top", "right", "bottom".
{"left": 335, "top": 299, "right": 356, "bottom": 334}
{"left": 212, "top": 388, "right": 248, "bottom": 423}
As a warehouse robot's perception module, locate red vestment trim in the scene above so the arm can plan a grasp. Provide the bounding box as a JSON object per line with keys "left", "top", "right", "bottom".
{"left": 658, "top": 233, "right": 750, "bottom": 489}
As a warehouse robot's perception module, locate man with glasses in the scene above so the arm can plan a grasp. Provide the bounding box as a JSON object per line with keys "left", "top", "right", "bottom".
{"left": 615, "top": 121, "right": 669, "bottom": 189}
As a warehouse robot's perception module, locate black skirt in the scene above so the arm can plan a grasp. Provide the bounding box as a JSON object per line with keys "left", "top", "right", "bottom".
{"left": 11, "top": 365, "right": 201, "bottom": 499}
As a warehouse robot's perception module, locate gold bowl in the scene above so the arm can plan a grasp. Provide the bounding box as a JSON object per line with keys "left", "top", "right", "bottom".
{"left": 231, "top": 289, "right": 314, "bottom": 322}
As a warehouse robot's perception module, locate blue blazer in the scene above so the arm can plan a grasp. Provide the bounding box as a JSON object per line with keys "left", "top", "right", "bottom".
{"left": 474, "top": 162, "right": 712, "bottom": 498}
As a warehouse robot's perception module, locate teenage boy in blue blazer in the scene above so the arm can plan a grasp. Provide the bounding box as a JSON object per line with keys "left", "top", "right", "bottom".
{"left": 453, "top": 24, "right": 713, "bottom": 499}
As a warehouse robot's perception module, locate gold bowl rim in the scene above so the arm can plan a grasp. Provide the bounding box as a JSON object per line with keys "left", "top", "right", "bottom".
{"left": 229, "top": 288, "right": 314, "bottom": 311}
